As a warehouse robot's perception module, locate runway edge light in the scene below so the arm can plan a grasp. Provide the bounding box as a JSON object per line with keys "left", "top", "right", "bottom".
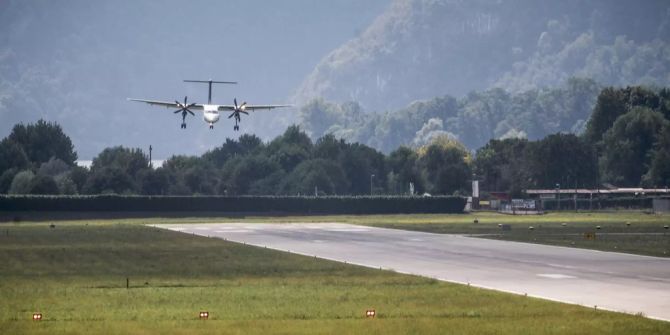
{"left": 365, "top": 309, "right": 376, "bottom": 318}
{"left": 32, "top": 313, "right": 42, "bottom": 321}
{"left": 199, "top": 311, "right": 209, "bottom": 319}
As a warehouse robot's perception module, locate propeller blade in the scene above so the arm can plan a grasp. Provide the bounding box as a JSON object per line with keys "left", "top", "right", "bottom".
{"left": 187, "top": 109, "right": 195, "bottom": 116}
{"left": 228, "top": 112, "right": 235, "bottom": 119}
{"left": 241, "top": 111, "right": 249, "bottom": 115}
{"left": 187, "top": 103, "right": 197, "bottom": 108}
{"left": 174, "top": 109, "right": 181, "bottom": 114}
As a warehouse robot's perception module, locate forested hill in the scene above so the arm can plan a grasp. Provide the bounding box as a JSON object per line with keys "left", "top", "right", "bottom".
{"left": 300, "top": 78, "right": 601, "bottom": 152}
{"left": 293, "top": 0, "right": 670, "bottom": 111}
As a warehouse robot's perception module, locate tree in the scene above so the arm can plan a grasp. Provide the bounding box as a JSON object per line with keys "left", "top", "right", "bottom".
{"left": 55, "top": 175, "right": 78, "bottom": 195}
{"left": 82, "top": 167, "right": 136, "bottom": 194}
{"left": 642, "top": 126, "right": 670, "bottom": 187}
{"left": 386, "top": 146, "right": 421, "bottom": 194}
{"left": 28, "top": 174, "right": 60, "bottom": 195}
{"left": 313, "top": 134, "right": 347, "bottom": 160}
{"left": 203, "top": 134, "right": 263, "bottom": 168}
{"left": 279, "top": 159, "right": 347, "bottom": 195}
{"left": 474, "top": 138, "right": 530, "bottom": 194}
{"left": 7, "top": 119, "right": 77, "bottom": 166}
{"left": 339, "top": 143, "right": 386, "bottom": 195}
{"left": 38, "top": 157, "right": 70, "bottom": 177}
{"left": 0, "top": 169, "right": 19, "bottom": 194}
{"left": 68, "top": 165, "right": 90, "bottom": 194}
{"left": 137, "top": 168, "right": 170, "bottom": 195}
{"left": 417, "top": 136, "right": 472, "bottom": 195}
{"left": 90, "top": 146, "right": 149, "bottom": 178}
{"left": 525, "top": 133, "right": 597, "bottom": 189}
{"left": 0, "top": 138, "right": 30, "bottom": 173}
{"left": 600, "top": 107, "right": 669, "bottom": 186}
{"left": 8, "top": 170, "right": 35, "bottom": 194}
{"left": 223, "top": 155, "right": 283, "bottom": 195}
{"left": 267, "top": 126, "right": 313, "bottom": 172}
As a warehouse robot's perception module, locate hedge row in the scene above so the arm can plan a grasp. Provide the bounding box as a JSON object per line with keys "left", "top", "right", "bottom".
{"left": 540, "top": 197, "right": 653, "bottom": 210}
{"left": 0, "top": 195, "right": 466, "bottom": 214}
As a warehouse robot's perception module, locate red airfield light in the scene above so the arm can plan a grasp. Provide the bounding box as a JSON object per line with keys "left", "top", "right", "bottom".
{"left": 32, "top": 313, "right": 42, "bottom": 321}
{"left": 199, "top": 311, "right": 209, "bottom": 319}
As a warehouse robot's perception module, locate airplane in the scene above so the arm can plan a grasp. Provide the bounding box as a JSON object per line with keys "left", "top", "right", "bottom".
{"left": 128, "top": 79, "right": 291, "bottom": 130}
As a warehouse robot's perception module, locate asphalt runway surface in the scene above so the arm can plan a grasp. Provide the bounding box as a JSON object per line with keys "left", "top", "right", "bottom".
{"left": 151, "top": 222, "right": 670, "bottom": 321}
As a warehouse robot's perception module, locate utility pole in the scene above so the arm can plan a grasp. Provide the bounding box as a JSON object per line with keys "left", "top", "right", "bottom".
{"left": 149, "top": 145, "right": 153, "bottom": 168}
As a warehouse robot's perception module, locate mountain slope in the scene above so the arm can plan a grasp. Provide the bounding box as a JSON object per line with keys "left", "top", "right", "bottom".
{"left": 293, "top": 0, "right": 670, "bottom": 111}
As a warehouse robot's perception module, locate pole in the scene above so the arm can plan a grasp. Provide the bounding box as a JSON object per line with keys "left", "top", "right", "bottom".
{"left": 149, "top": 145, "right": 153, "bottom": 168}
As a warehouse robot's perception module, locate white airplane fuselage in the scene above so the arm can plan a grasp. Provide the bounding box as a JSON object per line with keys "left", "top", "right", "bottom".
{"left": 203, "top": 104, "right": 220, "bottom": 126}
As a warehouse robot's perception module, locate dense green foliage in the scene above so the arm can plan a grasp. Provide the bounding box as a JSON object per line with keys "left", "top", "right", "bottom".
{"left": 300, "top": 78, "right": 600, "bottom": 152}
{"left": 2, "top": 85, "right": 669, "bottom": 198}
{"left": 473, "top": 86, "right": 670, "bottom": 194}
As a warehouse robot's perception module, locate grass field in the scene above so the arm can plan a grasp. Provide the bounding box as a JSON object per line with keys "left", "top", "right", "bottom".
{"left": 1, "top": 220, "right": 669, "bottom": 334}
{"left": 5, "top": 210, "right": 668, "bottom": 257}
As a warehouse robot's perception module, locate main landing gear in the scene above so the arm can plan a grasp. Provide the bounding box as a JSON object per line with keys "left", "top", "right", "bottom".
{"left": 209, "top": 124, "right": 214, "bottom": 130}
{"left": 234, "top": 125, "right": 239, "bottom": 131}
{"left": 181, "top": 123, "right": 187, "bottom": 129}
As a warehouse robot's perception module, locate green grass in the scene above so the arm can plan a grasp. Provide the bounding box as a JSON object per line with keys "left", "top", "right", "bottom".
{"left": 5, "top": 210, "right": 669, "bottom": 256}
{"left": 358, "top": 212, "right": 670, "bottom": 257}
{"left": 1, "top": 222, "right": 669, "bottom": 334}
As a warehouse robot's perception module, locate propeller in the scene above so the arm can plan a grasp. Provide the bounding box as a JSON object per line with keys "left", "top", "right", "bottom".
{"left": 174, "top": 96, "right": 196, "bottom": 119}
{"left": 228, "top": 98, "right": 248, "bottom": 119}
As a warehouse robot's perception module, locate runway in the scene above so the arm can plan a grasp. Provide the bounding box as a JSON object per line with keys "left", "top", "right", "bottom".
{"left": 151, "top": 222, "right": 670, "bottom": 321}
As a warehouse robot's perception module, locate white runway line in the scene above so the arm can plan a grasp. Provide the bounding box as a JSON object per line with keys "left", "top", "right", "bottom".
{"left": 537, "top": 274, "right": 577, "bottom": 279}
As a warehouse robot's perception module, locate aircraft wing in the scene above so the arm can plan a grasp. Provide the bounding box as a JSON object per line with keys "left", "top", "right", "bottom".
{"left": 127, "top": 98, "right": 204, "bottom": 110}
{"left": 217, "top": 104, "right": 292, "bottom": 111}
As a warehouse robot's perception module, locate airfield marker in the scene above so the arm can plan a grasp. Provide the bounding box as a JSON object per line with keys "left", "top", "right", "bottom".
{"left": 199, "top": 311, "right": 209, "bottom": 319}
{"left": 365, "top": 309, "right": 376, "bottom": 318}
{"left": 32, "top": 313, "right": 42, "bottom": 321}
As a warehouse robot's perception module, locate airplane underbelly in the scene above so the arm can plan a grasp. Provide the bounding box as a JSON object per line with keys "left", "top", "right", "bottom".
{"left": 204, "top": 112, "right": 220, "bottom": 123}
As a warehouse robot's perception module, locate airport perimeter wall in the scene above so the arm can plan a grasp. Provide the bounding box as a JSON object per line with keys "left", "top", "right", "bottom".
{"left": 0, "top": 195, "right": 466, "bottom": 215}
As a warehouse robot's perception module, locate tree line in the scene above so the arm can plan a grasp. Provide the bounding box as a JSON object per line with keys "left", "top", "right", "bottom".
{"left": 1, "top": 85, "right": 668, "bottom": 197}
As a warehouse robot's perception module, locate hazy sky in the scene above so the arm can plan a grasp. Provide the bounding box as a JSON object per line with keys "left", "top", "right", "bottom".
{"left": 0, "top": 0, "right": 391, "bottom": 158}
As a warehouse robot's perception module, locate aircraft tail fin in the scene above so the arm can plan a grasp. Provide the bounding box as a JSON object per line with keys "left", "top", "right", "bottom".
{"left": 184, "top": 79, "right": 237, "bottom": 104}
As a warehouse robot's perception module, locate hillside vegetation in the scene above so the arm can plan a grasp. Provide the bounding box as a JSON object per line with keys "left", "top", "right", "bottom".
{"left": 294, "top": 0, "right": 670, "bottom": 110}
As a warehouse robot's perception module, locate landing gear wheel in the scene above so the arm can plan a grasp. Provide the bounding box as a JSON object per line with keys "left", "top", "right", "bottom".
{"left": 234, "top": 125, "right": 239, "bottom": 131}
{"left": 181, "top": 123, "right": 186, "bottom": 129}
{"left": 209, "top": 124, "right": 214, "bottom": 130}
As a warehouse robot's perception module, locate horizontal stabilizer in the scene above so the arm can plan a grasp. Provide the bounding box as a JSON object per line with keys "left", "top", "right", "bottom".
{"left": 184, "top": 80, "right": 237, "bottom": 84}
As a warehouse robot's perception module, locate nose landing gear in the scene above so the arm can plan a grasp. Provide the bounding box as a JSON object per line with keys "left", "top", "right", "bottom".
{"left": 209, "top": 123, "right": 214, "bottom": 129}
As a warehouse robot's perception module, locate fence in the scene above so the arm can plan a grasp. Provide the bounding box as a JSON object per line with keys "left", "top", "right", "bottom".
{"left": 0, "top": 195, "right": 467, "bottom": 215}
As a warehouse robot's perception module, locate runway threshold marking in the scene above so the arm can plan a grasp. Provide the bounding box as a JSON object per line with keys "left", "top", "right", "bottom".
{"left": 537, "top": 274, "right": 577, "bottom": 279}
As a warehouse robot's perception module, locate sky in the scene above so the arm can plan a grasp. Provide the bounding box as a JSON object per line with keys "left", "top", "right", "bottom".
{"left": 0, "top": 0, "right": 391, "bottom": 159}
